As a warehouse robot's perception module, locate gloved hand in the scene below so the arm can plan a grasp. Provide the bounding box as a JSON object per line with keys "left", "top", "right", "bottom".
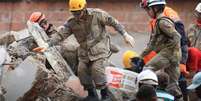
{"left": 123, "top": 32, "right": 135, "bottom": 47}
{"left": 179, "top": 64, "right": 189, "bottom": 77}
{"left": 32, "top": 47, "right": 46, "bottom": 53}
{"left": 131, "top": 57, "right": 144, "bottom": 73}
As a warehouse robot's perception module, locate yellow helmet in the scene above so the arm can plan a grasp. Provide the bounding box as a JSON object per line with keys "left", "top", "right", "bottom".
{"left": 122, "top": 50, "right": 139, "bottom": 69}
{"left": 69, "top": 0, "right": 87, "bottom": 11}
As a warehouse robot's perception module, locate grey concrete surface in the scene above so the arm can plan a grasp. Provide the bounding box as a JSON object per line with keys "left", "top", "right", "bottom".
{"left": 110, "top": 33, "right": 149, "bottom": 67}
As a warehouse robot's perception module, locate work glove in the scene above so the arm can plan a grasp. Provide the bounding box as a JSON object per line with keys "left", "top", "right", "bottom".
{"left": 179, "top": 64, "right": 189, "bottom": 77}
{"left": 131, "top": 57, "right": 144, "bottom": 73}
{"left": 123, "top": 32, "right": 135, "bottom": 47}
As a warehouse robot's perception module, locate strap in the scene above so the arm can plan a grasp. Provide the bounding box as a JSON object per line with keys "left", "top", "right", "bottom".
{"left": 156, "top": 16, "right": 175, "bottom": 32}
{"left": 155, "top": 16, "right": 175, "bottom": 38}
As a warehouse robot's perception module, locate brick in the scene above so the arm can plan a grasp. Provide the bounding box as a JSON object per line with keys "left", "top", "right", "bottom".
{"left": 46, "top": 11, "right": 70, "bottom": 22}
{"left": 0, "top": 23, "right": 10, "bottom": 32}
{"left": 11, "top": 11, "right": 26, "bottom": 23}
{"left": 0, "top": 12, "right": 11, "bottom": 23}
{"left": 0, "top": 0, "right": 198, "bottom": 34}
{"left": 10, "top": 22, "right": 26, "bottom": 31}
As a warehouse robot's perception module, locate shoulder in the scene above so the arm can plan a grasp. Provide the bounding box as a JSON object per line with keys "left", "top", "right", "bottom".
{"left": 87, "top": 8, "right": 108, "bottom": 16}
{"left": 157, "top": 17, "right": 175, "bottom": 30}
{"left": 63, "top": 16, "right": 76, "bottom": 28}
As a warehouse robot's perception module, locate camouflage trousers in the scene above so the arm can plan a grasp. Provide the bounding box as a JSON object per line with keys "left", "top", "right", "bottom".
{"left": 144, "top": 52, "right": 180, "bottom": 84}
{"left": 144, "top": 52, "right": 183, "bottom": 100}
{"left": 78, "top": 58, "right": 108, "bottom": 89}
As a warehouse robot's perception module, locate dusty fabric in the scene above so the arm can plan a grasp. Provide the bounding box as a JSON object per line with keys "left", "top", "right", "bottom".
{"left": 141, "top": 14, "right": 182, "bottom": 100}
{"left": 187, "top": 24, "right": 201, "bottom": 50}
{"left": 142, "top": 15, "right": 181, "bottom": 84}
{"left": 18, "top": 62, "right": 80, "bottom": 101}
{"left": 77, "top": 58, "right": 108, "bottom": 89}
{"left": 53, "top": 8, "right": 126, "bottom": 61}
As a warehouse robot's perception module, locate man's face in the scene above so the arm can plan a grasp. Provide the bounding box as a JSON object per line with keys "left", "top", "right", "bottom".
{"left": 195, "top": 85, "right": 201, "bottom": 98}
{"left": 145, "top": 7, "right": 155, "bottom": 19}
{"left": 71, "top": 10, "right": 84, "bottom": 20}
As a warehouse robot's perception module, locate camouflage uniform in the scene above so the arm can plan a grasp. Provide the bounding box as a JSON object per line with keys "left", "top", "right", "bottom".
{"left": 53, "top": 8, "right": 127, "bottom": 89}
{"left": 18, "top": 59, "right": 80, "bottom": 101}
{"left": 141, "top": 14, "right": 181, "bottom": 93}
{"left": 187, "top": 24, "right": 201, "bottom": 50}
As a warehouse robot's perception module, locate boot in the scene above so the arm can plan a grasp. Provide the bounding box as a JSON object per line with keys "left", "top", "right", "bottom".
{"left": 83, "top": 88, "right": 99, "bottom": 101}
{"left": 101, "top": 88, "right": 113, "bottom": 101}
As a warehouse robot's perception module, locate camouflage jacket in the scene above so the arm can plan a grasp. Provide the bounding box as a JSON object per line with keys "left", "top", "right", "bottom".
{"left": 54, "top": 8, "right": 126, "bottom": 61}
{"left": 141, "top": 14, "right": 181, "bottom": 62}
{"left": 187, "top": 24, "right": 201, "bottom": 50}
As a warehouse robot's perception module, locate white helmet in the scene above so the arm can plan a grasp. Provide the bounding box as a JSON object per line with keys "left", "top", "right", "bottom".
{"left": 140, "top": 0, "right": 166, "bottom": 8}
{"left": 137, "top": 69, "right": 158, "bottom": 85}
{"left": 195, "top": 3, "right": 201, "bottom": 13}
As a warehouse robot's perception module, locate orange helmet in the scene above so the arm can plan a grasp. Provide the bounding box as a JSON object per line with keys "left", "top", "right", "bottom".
{"left": 29, "top": 12, "right": 46, "bottom": 23}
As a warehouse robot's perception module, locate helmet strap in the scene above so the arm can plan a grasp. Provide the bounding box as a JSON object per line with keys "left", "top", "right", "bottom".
{"left": 151, "top": 5, "right": 163, "bottom": 19}
{"left": 150, "top": 7, "right": 157, "bottom": 19}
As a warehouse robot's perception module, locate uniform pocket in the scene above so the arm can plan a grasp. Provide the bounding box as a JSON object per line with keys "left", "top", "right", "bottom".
{"left": 90, "top": 39, "right": 109, "bottom": 56}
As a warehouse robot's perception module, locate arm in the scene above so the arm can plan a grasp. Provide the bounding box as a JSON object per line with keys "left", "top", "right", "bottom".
{"left": 140, "top": 34, "right": 156, "bottom": 57}
{"left": 97, "top": 9, "right": 126, "bottom": 35}
{"left": 49, "top": 23, "right": 72, "bottom": 45}
{"left": 97, "top": 9, "right": 135, "bottom": 47}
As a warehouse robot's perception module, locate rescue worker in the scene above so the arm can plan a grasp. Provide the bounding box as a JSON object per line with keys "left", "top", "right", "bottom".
{"left": 39, "top": 0, "right": 135, "bottom": 100}
{"left": 142, "top": 5, "right": 189, "bottom": 100}
{"left": 187, "top": 2, "right": 201, "bottom": 74}
{"left": 147, "top": 3, "right": 189, "bottom": 101}
{"left": 149, "top": 6, "right": 188, "bottom": 66}
{"left": 140, "top": 0, "right": 182, "bottom": 100}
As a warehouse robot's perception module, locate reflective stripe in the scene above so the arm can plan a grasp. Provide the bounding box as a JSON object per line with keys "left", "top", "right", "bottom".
{"left": 157, "top": 91, "right": 174, "bottom": 101}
